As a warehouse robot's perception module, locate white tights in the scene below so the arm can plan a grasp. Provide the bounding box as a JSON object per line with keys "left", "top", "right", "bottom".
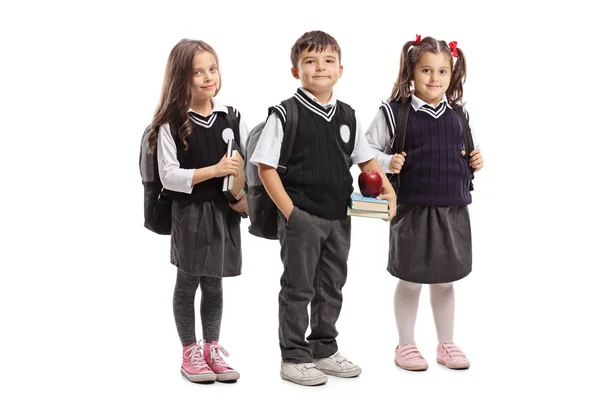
{"left": 394, "top": 280, "right": 455, "bottom": 345}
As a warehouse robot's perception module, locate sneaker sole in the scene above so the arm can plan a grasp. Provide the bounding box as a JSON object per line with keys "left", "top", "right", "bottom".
{"left": 394, "top": 359, "right": 428, "bottom": 371}
{"left": 280, "top": 372, "right": 328, "bottom": 386}
{"left": 436, "top": 358, "right": 470, "bottom": 369}
{"left": 216, "top": 371, "right": 240, "bottom": 382}
{"left": 316, "top": 367, "right": 362, "bottom": 378}
{"left": 181, "top": 368, "right": 217, "bottom": 382}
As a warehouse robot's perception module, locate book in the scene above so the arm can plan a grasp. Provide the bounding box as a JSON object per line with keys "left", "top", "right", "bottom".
{"left": 346, "top": 207, "right": 390, "bottom": 219}
{"left": 348, "top": 192, "right": 389, "bottom": 212}
{"left": 222, "top": 139, "right": 247, "bottom": 217}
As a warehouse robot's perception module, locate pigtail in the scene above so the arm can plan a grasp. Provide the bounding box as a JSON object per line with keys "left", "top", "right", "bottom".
{"left": 447, "top": 47, "right": 467, "bottom": 107}
{"left": 388, "top": 41, "right": 414, "bottom": 103}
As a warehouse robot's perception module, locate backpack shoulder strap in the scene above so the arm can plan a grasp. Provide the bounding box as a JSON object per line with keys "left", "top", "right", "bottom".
{"left": 452, "top": 105, "right": 475, "bottom": 190}
{"left": 452, "top": 105, "right": 474, "bottom": 158}
{"left": 391, "top": 98, "right": 411, "bottom": 153}
{"left": 336, "top": 100, "right": 357, "bottom": 155}
{"left": 276, "top": 97, "right": 299, "bottom": 174}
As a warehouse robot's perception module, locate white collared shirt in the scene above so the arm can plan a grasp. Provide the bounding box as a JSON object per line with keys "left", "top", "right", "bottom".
{"left": 365, "top": 94, "right": 480, "bottom": 173}
{"left": 157, "top": 98, "right": 249, "bottom": 194}
{"left": 249, "top": 87, "right": 374, "bottom": 168}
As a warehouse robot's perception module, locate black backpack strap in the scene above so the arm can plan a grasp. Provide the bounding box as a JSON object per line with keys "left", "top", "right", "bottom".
{"left": 225, "top": 106, "right": 242, "bottom": 156}
{"left": 276, "top": 97, "right": 299, "bottom": 174}
{"left": 453, "top": 105, "right": 475, "bottom": 190}
{"left": 392, "top": 98, "right": 411, "bottom": 154}
{"left": 336, "top": 101, "right": 357, "bottom": 156}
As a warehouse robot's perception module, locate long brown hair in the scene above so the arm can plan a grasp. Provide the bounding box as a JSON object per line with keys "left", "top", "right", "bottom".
{"left": 388, "top": 36, "right": 466, "bottom": 107}
{"left": 147, "top": 39, "right": 221, "bottom": 152}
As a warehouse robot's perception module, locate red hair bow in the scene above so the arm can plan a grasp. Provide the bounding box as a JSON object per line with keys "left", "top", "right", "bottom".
{"left": 448, "top": 41, "right": 459, "bottom": 57}
{"left": 413, "top": 34, "right": 421, "bottom": 45}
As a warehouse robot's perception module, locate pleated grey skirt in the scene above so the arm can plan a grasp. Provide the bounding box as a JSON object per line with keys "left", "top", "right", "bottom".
{"left": 170, "top": 199, "right": 241, "bottom": 277}
{"left": 387, "top": 204, "right": 472, "bottom": 284}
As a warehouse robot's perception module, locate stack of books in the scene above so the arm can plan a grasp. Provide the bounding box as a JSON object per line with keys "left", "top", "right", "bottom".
{"left": 347, "top": 192, "right": 390, "bottom": 219}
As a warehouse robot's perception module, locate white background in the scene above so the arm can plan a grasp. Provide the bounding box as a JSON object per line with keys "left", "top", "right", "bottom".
{"left": 1, "top": 0, "right": 599, "bottom": 398}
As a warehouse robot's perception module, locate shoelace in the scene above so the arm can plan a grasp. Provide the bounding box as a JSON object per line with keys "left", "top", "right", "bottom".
{"left": 183, "top": 345, "right": 209, "bottom": 370}
{"left": 208, "top": 343, "right": 231, "bottom": 369}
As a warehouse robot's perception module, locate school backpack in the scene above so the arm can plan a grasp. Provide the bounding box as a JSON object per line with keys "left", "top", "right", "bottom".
{"left": 245, "top": 98, "right": 298, "bottom": 240}
{"left": 385, "top": 97, "right": 475, "bottom": 191}
{"left": 245, "top": 97, "right": 356, "bottom": 240}
{"left": 139, "top": 107, "right": 240, "bottom": 235}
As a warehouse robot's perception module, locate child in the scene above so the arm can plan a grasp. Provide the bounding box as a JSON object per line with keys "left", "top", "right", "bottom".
{"left": 250, "top": 31, "right": 397, "bottom": 386}
{"left": 147, "top": 39, "right": 248, "bottom": 383}
{"left": 365, "top": 35, "right": 484, "bottom": 371}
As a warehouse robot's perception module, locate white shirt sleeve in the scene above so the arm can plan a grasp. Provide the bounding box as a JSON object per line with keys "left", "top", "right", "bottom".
{"left": 157, "top": 124, "right": 194, "bottom": 194}
{"left": 249, "top": 113, "right": 283, "bottom": 168}
{"left": 364, "top": 109, "right": 394, "bottom": 173}
{"left": 350, "top": 117, "right": 375, "bottom": 165}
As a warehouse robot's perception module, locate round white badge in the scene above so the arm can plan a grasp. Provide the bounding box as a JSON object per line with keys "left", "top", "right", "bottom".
{"left": 222, "top": 128, "right": 234, "bottom": 143}
{"left": 339, "top": 124, "right": 350, "bottom": 143}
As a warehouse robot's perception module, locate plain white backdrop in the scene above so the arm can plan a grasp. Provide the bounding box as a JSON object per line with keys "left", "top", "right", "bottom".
{"left": 1, "top": 0, "right": 599, "bottom": 398}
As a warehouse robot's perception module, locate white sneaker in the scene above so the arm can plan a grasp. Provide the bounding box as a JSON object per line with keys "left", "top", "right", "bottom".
{"left": 313, "top": 353, "right": 361, "bottom": 378}
{"left": 280, "top": 362, "right": 328, "bottom": 386}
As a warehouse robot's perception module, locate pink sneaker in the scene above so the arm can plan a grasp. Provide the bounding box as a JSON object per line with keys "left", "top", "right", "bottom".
{"left": 394, "top": 344, "right": 429, "bottom": 371}
{"left": 181, "top": 342, "right": 217, "bottom": 382}
{"left": 436, "top": 343, "right": 470, "bottom": 369}
{"left": 203, "top": 341, "right": 240, "bottom": 381}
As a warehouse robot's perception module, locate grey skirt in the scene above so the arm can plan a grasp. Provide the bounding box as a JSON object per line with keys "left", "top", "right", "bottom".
{"left": 388, "top": 205, "right": 472, "bottom": 284}
{"left": 170, "top": 199, "right": 241, "bottom": 277}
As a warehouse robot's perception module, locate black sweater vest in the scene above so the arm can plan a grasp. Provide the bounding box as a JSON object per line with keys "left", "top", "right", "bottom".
{"left": 383, "top": 102, "right": 472, "bottom": 206}
{"left": 274, "top": 94, "right": 355, "bottom": 220}
{"left": 171, "top": 112, "right": 233, "bottom": 202}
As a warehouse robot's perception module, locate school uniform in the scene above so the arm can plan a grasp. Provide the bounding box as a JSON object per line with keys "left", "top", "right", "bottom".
{"left": 250, "top": 88, "right": 374, "bottom": 363}
{"left": 158, "top": 98, "right": 248, "bottom": 277}
{"left": 365, "top": 94, "right": 479, "bottom": 284}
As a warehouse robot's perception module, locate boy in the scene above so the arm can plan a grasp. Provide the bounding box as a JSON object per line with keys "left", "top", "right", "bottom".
{"left": 250, "top": 31, "right": 396, "bottom": 386}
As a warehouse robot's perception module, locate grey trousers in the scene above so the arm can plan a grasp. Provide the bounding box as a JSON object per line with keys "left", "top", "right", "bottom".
{"left": 277, "top": 207, "right": 351, "bottom": 363}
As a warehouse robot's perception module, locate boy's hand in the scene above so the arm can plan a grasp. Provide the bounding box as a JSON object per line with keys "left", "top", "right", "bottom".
{"left": 229, "top": 194, "right": 248, "bottom": 214}
{"left": 214, "top": 154, "right": 240, "bottom": 178}
{"left": 377, "top": 190, "right": 397, "bottom": 221}
{"left": 389, "top": 152, "right": 407, "bottom": 174}
{"left": 461, "top": 149, "right": 484, "bottom": 172}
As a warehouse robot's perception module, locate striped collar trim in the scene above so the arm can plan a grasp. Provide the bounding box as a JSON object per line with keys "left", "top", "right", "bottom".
{"left": 188, "top": 98, "right": 227, "bottom": 128}
{"left": 411, "top": 93, "right": 451, "bottom": 119}
{"left": 418, "top": 101, "right": 448, "bottom": 119}
{"left": 294, "top": 88, "right": 337, "bottom": 122}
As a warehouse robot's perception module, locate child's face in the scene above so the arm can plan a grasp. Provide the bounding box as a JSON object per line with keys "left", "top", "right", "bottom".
{"left": 412, "top": 52, "right": 452, "bottom": 105}
{"left": 292, "top": 46, "right": 343, "bottom": 97}
{"left": 191, "top": 51, "right": 220, "bottom": 103}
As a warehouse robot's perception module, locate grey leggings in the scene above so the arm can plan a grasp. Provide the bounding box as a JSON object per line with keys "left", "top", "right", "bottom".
{"left": 173, "top": 269, "right": 223, "bottom": 346}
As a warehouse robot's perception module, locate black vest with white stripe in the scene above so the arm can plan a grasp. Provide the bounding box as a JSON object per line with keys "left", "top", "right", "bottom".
{"left": 381, "top": 101, "right": 472, "bottom": 206}
{"left": 272, "top": 90, "right": 356, "bottom": 220}
{"left": 171, "top": 110, "right": 237, "bottom": 202}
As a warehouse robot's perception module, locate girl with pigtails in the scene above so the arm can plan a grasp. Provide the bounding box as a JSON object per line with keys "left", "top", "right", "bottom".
{"left": 365, "top": 35, "right": 484, "bottom": 371}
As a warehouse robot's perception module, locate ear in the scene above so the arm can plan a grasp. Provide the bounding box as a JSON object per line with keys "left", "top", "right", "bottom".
{"left": 291, "top": 67, "right": 299, "bottom": 79}
{"left": 338, "top": 64, "right": 344, "bottom": 78}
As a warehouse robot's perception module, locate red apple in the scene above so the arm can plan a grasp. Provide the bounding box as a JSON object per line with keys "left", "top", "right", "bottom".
{"left": 358, "top": 170, "right": 383, "bottom": 197}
